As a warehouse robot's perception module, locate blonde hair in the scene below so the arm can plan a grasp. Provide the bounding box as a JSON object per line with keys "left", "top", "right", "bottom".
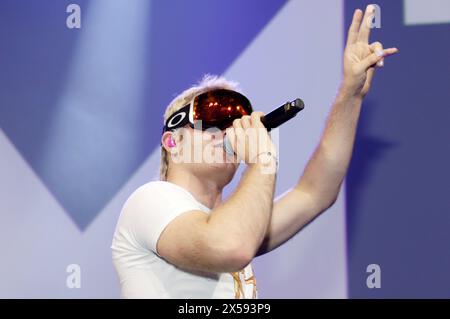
{"left": 159, "top": 74, "right": 242, "bottom": 180}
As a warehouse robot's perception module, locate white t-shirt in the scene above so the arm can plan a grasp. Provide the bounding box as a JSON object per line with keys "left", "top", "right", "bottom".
{"left": 111, "top": 181, "right": 257, "bottom": 299}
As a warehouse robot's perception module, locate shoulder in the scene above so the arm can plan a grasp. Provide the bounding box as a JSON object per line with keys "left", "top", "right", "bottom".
{"left": 129, "top": 181, "right": 188, "bottom": 201}
{"left": 122, "top": 181, "right": 198, "bottom": 213}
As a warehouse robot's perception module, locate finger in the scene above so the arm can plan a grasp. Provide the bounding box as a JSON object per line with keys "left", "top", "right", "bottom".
{"left": 359, "top": 51, "right": 382, "bottom": 71}
{"left": 382, "top": 47, "right": 399, "bottom": 57}
{"left": 378, "top": 48, "right": 398, "bottom": 67}
{"left": 359, "top": 47, "right": 398, "bottom": 71}
{"left": 369, "top": 41, "right": 383, "bottom": 52}
{"left": 241, "top": 115, "right": 251, "bottom": 130}
{"left": 250, "top": 111, "right": 265, "bottom": 128}
{"left": 346, "top": 9, "right": 363, "bottom": 46}
{"left": 369, "top": 41, "right": 384, "bottom": 67}
{"left": 232, "top": 118, "right": 242, "bottom": 130}
{"left": 365, "top": 66, "right": 376, "bottom": 89}
{"left": 357, "top": 4, "right": 375, "bottom": 43}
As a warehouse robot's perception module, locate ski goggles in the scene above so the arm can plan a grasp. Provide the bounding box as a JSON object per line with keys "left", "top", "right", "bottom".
{"left": 163, "top": 89, "right": 253, "bottom": 132}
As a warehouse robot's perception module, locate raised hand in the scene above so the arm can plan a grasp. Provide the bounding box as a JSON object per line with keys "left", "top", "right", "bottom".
{"left": 343, "top": 5, "right": 398, "bottom": 97}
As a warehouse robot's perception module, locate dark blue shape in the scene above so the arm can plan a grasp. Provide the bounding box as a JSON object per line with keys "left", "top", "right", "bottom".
{"left": 345, "top": 0, "right": 450, "bottom": 298}
{"left": 0, "top": 0, "right": 287, "bottom": 230}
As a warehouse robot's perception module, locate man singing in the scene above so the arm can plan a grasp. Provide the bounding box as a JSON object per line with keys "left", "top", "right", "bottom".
{"left": 111, "top": 5, "right": 398, "bottom": 298}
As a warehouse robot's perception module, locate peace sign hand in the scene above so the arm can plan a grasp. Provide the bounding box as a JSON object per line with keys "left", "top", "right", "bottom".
{"left": 343, "top": 5, "right": 398, "bottom": 97}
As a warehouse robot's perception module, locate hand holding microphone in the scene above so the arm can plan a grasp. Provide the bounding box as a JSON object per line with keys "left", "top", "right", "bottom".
{"left": 224, "top": 111, "right": 277, "bottom": 166}
{"left": 223, "top": 98, "right": 305, "bottom": 157}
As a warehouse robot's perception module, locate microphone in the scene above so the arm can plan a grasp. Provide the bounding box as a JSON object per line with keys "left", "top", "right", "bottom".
{"left": 224, "top": 98, "right": 305, "bottom": 155}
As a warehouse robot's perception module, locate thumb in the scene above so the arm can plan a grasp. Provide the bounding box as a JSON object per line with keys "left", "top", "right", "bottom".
{"left": 359, "top": 50, "right": 384, "bottom": 72}
{"left": 359, "top": 47, "right": 398, "bottom": 72}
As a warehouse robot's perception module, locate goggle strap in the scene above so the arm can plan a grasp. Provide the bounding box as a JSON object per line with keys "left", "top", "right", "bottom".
{"left": 163, "top": 104, "right": 191, "bottom": 132}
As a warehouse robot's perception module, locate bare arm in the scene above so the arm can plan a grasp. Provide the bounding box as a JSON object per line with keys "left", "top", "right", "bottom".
{"left": 257, "top": 89, "right": 362, "bottom": 255}
{"left": 257, "top": 5, "right": 398, "bottom": 256}
{"left": 158, "top": 112, "right": 277, "bottom": 273}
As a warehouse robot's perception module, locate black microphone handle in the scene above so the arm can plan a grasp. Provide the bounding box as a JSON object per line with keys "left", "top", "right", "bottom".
{"left": 260, "top": 98, "right": 305, "bottom": 131}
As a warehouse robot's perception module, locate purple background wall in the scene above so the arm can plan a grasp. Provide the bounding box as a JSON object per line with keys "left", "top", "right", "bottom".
{"left": 0, "top": 0, "right": 448, "bottom": 298}
{"left": 345, "top": 0, "right": 450, "bottom": 298}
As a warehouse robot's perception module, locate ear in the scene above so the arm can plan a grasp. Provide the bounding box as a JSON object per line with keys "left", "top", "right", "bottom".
{"left": 161, "top": 131, "right": 175, "bottom": 152}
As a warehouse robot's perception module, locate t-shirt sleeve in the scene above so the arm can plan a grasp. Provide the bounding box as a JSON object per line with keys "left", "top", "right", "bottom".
{"left": 122, "top": 182, "right": 203, "bottom": 256}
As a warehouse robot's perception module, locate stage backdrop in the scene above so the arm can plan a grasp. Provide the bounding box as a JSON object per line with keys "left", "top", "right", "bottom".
{"left": 345, "top": 0, "right": 450, "bottom": 298}
{"left": 0, "top": 0, "right": 448, "bottom": 298}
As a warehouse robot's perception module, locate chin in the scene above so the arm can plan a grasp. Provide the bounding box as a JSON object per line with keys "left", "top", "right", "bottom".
{"left": 198, "top": 162, "right": 238, "bottom": 184}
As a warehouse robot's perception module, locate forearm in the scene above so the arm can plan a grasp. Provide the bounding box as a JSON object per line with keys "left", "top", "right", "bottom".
{"left": 256, "top": 5, "right": 398, "bottom": 256}
{"left": 256, "top": 86, "right": 363, "bottom": 256}
{"left": 206, "top": 163, "right": 276, "bottom": 257}
{"left": 297, "top": 84, "right": 363, "bottom": 209}
{"left": 300, "top": 3, "right": 398, "bottom": 204}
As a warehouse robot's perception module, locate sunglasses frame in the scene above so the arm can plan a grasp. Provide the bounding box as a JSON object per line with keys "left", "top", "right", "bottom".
{"left": 162, "top": 89, "right": 253, "bottom": 133}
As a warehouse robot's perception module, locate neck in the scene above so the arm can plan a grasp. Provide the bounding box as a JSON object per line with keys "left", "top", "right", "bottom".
{"left": 166, "top": 169, "right": 224, "bottom": 210}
